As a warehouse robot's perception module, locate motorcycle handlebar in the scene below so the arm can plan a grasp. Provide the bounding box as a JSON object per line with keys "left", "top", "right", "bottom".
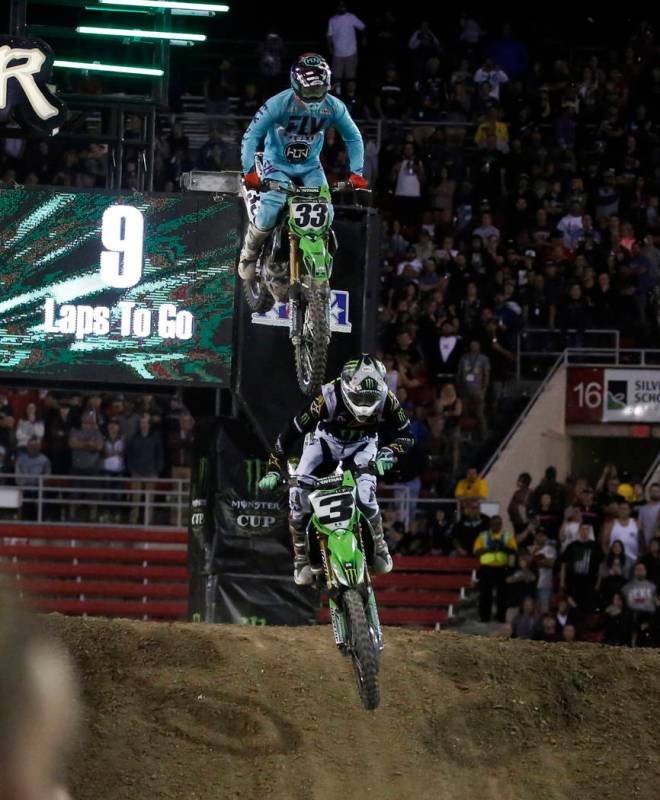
{"left": 250, "top": 178, "right": 372, "bottom": 196}
{"left": 289, "top": 463, "right": 378, "bottom": 489}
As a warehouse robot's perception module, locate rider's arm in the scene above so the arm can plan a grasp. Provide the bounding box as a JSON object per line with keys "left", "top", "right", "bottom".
{"left": 241, "top": 96, "right": 280, "bottom": 174}
{"left": 330, "top": 97, "right": 365, "bottom": 175}
{"left": 270, "top": 392, "right": 329, "bottom": 468}
{"left": 378, "top": 392, "right": 414, "bottom": 456}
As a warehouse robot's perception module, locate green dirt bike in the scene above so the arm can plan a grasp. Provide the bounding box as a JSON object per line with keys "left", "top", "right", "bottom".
{"left": 292, "top": 465, "right": 384, "bottom": 711}
{"left": 240, "top": 175, "right": 368, "bottom": 396}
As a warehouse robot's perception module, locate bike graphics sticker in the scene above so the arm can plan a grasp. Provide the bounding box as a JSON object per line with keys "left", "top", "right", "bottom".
{"left": 251, "top": 289, "right": 352, "bottom": 333}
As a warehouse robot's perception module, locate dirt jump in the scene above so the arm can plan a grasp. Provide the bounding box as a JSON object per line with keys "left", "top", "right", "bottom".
{"left": 49, "top": 615, "right": 660, "bottom": 800}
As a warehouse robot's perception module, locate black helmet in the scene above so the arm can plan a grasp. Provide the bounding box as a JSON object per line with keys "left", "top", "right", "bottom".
{"left": 340, "top": 355, "right": 387, "bottom": 422}
{"left": 290, "top": 53, "right": 331, "bottom": 104}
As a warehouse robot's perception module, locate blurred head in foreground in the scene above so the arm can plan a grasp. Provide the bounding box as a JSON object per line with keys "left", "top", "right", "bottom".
{"left": 0, "top": 593, "right": 79, "bottom": 800}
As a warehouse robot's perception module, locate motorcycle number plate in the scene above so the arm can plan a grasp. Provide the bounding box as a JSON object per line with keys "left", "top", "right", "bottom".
{"left": 291, "top": 201, "right": 328, "bottom": 230}
{"left": 310, "top": 489, "right": 355, "bottom": 531}
{"left": 285, "top": 142, "right": 311, "bottom": 162}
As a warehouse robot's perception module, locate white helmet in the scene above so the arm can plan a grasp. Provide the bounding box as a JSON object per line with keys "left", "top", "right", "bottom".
{"left": 340, "top": 355, "right": 387, "bottom": 422}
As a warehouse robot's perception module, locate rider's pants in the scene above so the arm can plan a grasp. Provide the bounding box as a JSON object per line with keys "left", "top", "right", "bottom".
{"left": 289, "top": 429, "right": 378, "bottom": 529}
{"left": 256, "top": 158, "right": 334, "bottom": 230}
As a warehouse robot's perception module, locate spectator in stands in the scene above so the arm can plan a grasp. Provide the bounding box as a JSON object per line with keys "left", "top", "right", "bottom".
{"left": 69, "top": 411, "right": 104, "bottom": 522}
{"left": 598, "top": 541, "right": 629, "bottom": 606}
{"left": 510, "top": 596, "right": 538, "bottom": 640}
{"left": 603, "top": 591, "right": 631, "bottom": 646}
{"left": 0, "top": 392, "right": 16, "bottom": 454}
{"left": 533, "top": 613, "right": 560, "bottom": 643}
{"left": 454, "top": 466, "right": 488, "bottom": 500}
{"left": 473, "top": 58, "right": 509, "bottom": 101}
{"left": 558, "top": 506, "right": 583, "bottom": 552}
{"left": 434, "top": 322, "right": 463, "bottom": 383}
{"left": 429, "top": 507, "right": 453, "bottom": 555}
{"left": 554, "top": 596, "right": 578, "bottom": 636}
{"left": 642, "top": 537, "right": 660, "bottom": 587}
{"left": 102, "top": 419, "right": 126, "bottom": 524}
{"left": 562, "top": 624, "right": 577, "bottom": 643}
{"left": 0, "top": 595, "right": 80, "bottom": 800}
{"left": 434, "top": 384, "right": 462, "bottom": 473}
{"left": 530, "top": 526, "right": 557, "bottom": 613}
{"left": 166, "top": 412, "right": 194, "bottom": 525}
{"left": 44, "top": 401, "right": 72, "bottom": 475}
{"left": 506, "top": 553, "right": 536, "bottom": 608}
{"left": 453, "top": 498, "right": 490, "bottom": 556}
{"left": 507, "top": 472, "right": 532, "bottom": 535}
{"left": 15, "top": 403, "right": 44, "bottom": 452}
{"left": 531, "top": 466, "right": 566, "bottom": 515}
{"left": 638, "top": 484, "right": 660, "bottom": 548}
{"left": 391, "top": 143, "right": 426, "bottom": 225}
{"left": 126, "top": 413, "right": 164, "bottom": 525}
{"left": 457, "top": 340, "right": 490, "bottom": 438}
{"left": 602, "top": 501, "right": 643, "bottom": 565}
{"left": 473, "top": 515, "right": 517, "bottom": 623}
{"left": 326, "top": 1, "right": 365, "bottom": 95}
{"left": 558, "top": 523, "right": 601, "bottom": 611}
{"left": 576, "top": 485, "right": 601, "bottom": 539}
{"left": 622, "top": 562, "right": 657, "bottom": 646}
{"left": 15, "top": 437, "right": 51, "bottom": 521}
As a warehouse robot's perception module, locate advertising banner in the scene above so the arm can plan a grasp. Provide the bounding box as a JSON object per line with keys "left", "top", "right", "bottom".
{"left": 0, "top": 188, "right": 239, "bottom": 385}
{"left": 187, "top": 415, "right": 318, "bottom": 625}
{"left": 603, "top": 369, "right": 660, "bottom": 422}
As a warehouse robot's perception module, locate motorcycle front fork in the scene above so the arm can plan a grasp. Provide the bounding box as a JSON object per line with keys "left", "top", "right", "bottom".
{"left": 288, "top": 234, "right": 302, "bottom": 342}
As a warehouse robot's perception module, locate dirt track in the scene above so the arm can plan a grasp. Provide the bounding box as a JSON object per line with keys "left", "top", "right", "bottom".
{"left": 48, "top": 615, "right": 660, "bottom": 800}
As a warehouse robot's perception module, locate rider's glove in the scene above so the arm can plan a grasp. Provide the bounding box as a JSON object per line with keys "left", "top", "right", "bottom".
{"left": 375, "top": 447, "right": 396, "bottom": 476}
{"left": 348, "top": 173, "right": 368, "bottom": 190}
{"left": 243, "top": 170, "right": 261, "bottom": 191}
{"left": 258, "top": 471, "right": 281, "bottom": 492}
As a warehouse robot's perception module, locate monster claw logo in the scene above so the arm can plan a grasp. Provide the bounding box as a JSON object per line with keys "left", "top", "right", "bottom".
{"left": 245, "top": 458, "right": 269, "bottom": 495}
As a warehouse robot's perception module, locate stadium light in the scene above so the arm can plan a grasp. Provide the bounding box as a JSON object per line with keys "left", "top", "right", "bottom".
{"left": 76, "top": 25, "right": 207, "bottom": 41}
{"left": 98, "top": 0, "right": 229, "bottom": 11}
{"left": 53, "top": 60, "right": 164, "bottom": 76}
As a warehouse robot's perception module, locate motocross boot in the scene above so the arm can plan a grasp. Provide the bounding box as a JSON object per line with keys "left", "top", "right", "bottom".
{"left": 238, "top": 223, "right": 272, "bottom": 281}
{"left": 290, "top": 523, "right": 313, "bottom": 586}
{"left": 369, "top": 512, "right": 393, "bottom": 574}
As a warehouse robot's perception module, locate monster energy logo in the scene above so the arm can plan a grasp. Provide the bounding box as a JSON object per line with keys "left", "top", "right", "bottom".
{"left": 245, "top": 458, "right": 269, "bottom": 494}
{"left": 344, "top": 563, "right": 357, "bottom": 584}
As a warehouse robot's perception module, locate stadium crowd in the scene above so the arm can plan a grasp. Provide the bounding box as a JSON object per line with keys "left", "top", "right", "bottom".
{"left": 31, "top": 10, "right": 659, "bottom": 498}
{"left": 0, "top": 388, "right": 193, "bottom": 524}
{"left": 384, "top": 461, "right": 660, "bottom": 647}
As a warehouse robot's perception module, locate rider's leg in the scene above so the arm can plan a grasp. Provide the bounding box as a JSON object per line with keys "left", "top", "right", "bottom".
{"left": 352, "top": 440, "right": 394, "bottom": 575}
{"left": 288, "top": 433, "right": 328, "bottom": 586}
{"left": 238, "top": 168, "right": 288, "bottom": 280}
{"left": 301, "top": 163, "right": 334, "bottom": 225}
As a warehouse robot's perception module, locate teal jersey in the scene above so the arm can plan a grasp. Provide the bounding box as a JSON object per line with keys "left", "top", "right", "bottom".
{"left": 241, "top": 89, "right": 364, "bottom": 174}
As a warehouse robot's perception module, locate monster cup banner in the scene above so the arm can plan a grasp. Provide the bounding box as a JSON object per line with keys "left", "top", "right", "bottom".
{"left": 0, "top": 36, "right": 66, "bottom": 133}
{"left": 187, "top": 415, "right": 318, "bottom": 625}
{"left": 566, "top": 367, "right": 660, "bottom": 424}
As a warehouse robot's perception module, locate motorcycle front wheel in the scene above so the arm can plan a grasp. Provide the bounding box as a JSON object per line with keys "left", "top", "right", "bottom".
{"left": 293, "top": 286, "right": 330, "bottom": 396}
{"left": 343, "top": 589, "right": 380, "bottom": 711}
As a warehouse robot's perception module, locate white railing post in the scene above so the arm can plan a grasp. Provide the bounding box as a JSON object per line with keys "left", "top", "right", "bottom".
{"left": 144, "top": 486, "right": 151, "bottom": 528}
{"left": 37, "top": 476, "right": 43, "bottom": 523}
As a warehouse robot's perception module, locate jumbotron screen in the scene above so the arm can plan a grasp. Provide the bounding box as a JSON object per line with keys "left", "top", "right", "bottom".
{"left": 0, "top": 188, "right": 238, "bottom": 385}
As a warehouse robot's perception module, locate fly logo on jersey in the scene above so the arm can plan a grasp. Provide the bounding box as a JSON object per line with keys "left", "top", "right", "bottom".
{"left": 251, "top": 289, "right": 352, "bottom": 333}
{"left": 285, "top": 115, "right": 326, "bottom": 136}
